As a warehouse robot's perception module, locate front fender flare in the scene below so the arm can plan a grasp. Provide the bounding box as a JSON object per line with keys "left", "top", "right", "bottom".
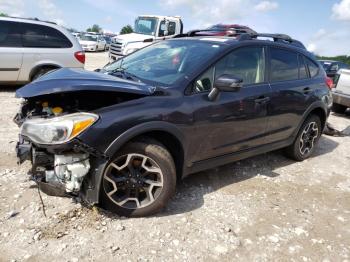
{"left": 104, "top": 121, "right": 186, "bottom": 158}
{"left": 84, "top": 121, "right": 186, "bottom": 204}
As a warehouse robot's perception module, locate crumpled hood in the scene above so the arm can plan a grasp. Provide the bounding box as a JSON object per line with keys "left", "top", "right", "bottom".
{"left": 16, "top": 68, "right": 156, "bottom": 98}
{"left": 113, "top": 33, "right": 154, "bottom": 44}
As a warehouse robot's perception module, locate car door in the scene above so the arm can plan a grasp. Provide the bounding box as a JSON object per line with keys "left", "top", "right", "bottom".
{"left": 264, "top": 47, "right": 317, "bottom": 144}
{"left": 187, "top": 46, "right": 271, "bottom": 162}
{"left": 0, "top": 20, "right": 23, "bottom": 82}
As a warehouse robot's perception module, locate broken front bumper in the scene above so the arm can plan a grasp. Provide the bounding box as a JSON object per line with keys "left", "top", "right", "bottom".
{"left": 16, "top": 135, "right": 108, "bottom": 204}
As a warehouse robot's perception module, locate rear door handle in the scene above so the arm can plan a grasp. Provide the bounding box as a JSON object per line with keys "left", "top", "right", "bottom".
{"left": 303, "top": 87, "right": 311, "bottom": 94}
{"left": 254, "top": 96, "right": 270, "bottom": 104}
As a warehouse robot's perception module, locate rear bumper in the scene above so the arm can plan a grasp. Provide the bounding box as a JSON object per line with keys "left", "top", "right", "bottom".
{"left": 332, "top": 92, "right": 350, "bottom": 108}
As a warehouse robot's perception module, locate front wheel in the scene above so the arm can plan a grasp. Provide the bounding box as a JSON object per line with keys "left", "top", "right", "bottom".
{"left": 100, "top": 138, "right": 176, "bottom": 217}
{"left": 285, "top": 115, "right": 322, "bottom": 161}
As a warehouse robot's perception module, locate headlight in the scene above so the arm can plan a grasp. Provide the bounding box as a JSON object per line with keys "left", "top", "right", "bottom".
{"left": 20, "top": 113, "right": 98, "bottom": 145}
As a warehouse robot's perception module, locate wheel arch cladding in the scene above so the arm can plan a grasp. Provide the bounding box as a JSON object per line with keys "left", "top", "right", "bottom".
{"left": 104, "top": 122, "right": 186, "bottom": 179}
{"left": 133, "top": 130, "right": 185, "bottom": 180}
{"left": 309, "top": 107, "right": 327, "bottom": 131}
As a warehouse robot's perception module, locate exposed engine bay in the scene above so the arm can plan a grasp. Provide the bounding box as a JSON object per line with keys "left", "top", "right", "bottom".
{"left": 14, "top": 90, "right": 144, "bottom": 125}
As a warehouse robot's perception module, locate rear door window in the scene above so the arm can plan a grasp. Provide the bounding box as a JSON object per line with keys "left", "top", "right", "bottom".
{"left": 270, "top": 47, "right": 299, "bottom": 82}
{"left": 22, "top": 23, "right": 72, "bottom": 48}
{"left": 0, "top": 21, "right": 22, "bottom": 47}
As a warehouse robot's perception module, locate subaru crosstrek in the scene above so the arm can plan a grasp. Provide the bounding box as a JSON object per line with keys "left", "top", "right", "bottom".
{"left": 15, "top": 33, "right": 333, "bottom": 217}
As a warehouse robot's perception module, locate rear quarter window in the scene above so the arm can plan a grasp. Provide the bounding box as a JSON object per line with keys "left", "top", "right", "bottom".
{"left": 305, "top": 58, "right": 319, "bottom": 78}
{"left": 22, "top": 23, "right": 72, "bottom": 48}
{"left": 0, "top": 21, "right": 22, "bottom": 47}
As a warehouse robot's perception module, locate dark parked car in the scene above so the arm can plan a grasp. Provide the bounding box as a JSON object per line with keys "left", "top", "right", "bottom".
{"left": 319, "top": 60, "right": 350, "bottom": 78}
{"left": 15, "top": 33, "right": 332, "bottom": 217}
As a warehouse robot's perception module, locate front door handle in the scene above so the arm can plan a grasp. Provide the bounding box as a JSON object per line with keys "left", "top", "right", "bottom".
{"left": 254, "top": 96, "right": 270, "bottom": 104}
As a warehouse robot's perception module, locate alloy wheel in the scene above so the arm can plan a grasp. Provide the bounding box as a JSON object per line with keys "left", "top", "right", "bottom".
{"left": 103, "top": 153, "right": 164, "bottom": 209}
{"left": 299, "top": 121, "right": 319, "bottom": 155}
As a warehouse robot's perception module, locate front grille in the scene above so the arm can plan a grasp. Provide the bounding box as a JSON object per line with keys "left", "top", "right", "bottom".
{"left": 110, "top": 41, "right": 123, "bottom": 56}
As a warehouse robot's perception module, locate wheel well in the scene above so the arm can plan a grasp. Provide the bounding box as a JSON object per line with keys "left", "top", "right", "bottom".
{"left": 309, "top": 107, "right": 327, "bottom": 130}
{"left": 30, "top": 65, "right": 60, "bottom": 81}
{"left": 132, "top": 131, "right": 185, "bottom": 180}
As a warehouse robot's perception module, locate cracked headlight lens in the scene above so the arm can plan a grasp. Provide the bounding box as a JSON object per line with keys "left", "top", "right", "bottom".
{"left": 20, "top": 113, "right": 98, "bottom": 144}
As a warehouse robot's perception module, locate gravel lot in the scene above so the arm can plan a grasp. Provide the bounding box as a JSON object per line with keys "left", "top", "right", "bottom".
{"left": 1, "top": 52, "right": 350, "bottom": 262}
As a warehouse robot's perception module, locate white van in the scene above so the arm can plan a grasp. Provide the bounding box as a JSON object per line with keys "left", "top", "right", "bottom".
{"left": 0, "top": 17, "right": 84, "bottom": 84}
{"left": 332, "top": 68, "right": 350, "bottom": 113}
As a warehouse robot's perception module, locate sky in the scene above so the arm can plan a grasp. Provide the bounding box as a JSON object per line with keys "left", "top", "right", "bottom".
{"left": 0, "top": 0, "right": 350, "bottom": 56}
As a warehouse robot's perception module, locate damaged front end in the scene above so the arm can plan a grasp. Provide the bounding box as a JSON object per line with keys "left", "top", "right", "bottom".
{"left": 16, "top": 111, "right": 98, "bottom": 197}
{"left": 14, "top": 68, "right": 154, "bottom": 202}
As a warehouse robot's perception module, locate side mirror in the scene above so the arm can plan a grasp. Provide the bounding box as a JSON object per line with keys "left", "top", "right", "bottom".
{"left": 208, "top": 74, "right": 243, "bottom": 101}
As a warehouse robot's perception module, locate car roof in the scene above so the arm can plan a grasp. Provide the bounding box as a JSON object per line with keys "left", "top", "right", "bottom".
{"left": 1, "top": 16, "right": 57, "bottom": 26}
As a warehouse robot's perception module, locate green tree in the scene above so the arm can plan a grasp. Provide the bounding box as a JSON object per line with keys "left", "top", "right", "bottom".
{"left": 120, "top": 25, "right": 133, "bottom": 35}
{"left": 66, "top": 27, "right": 79, "bottom": 33}
{"left": 316, "top": 55, "right": 350, "bottom": 65}
{"left": 0, "top": 12, "right": 8, "bottom": 17}
{"left": 87, "top": 24, "right": 102, "bottom": 33}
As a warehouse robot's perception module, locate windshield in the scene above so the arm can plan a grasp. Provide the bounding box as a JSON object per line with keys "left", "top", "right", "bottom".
{"left": 103, "top": 40, "right": 225, "bottom": 86}
{"left": 134, "top": 17, "right": 158, "bottom": 36}
{"left": 80, "top": 35, "right": 97, "bottom": 41}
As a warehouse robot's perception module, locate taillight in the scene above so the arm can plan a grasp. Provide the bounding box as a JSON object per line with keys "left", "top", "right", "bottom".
{"left": 74, "top": 51, "right": 85, "bottom": 64}
{"left": 325, "top": 77, "right": 334, "bottom": 90}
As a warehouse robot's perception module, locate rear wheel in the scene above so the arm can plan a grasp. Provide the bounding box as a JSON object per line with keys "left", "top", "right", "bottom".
{"left": 31, "top": 67, "right": 56, "bottom": 81}
{"left": 332, "top": 103, "right": 347, "bottom": 114}
{"left": 100, "top": 139, "right": 176, "bottom": 217}
{"left": 285, "top": 115, "right": 322, "bottom": 161}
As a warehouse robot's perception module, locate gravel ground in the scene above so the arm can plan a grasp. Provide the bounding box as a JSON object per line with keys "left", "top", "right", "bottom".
{"left": 0, "top": 52, "right": 350, "bottom": 261}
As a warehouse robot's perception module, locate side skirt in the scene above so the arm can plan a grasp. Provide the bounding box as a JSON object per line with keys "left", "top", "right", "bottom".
{"left": 183, "top": 137, "right": 294, "bottom": 177}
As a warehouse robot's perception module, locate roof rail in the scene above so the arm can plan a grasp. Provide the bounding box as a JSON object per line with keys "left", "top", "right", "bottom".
{"left": 3, "top": 16, "right": 57, "bottom": 25}
{"left": 174, "top": 28, "right": 255, "bottom": 38}
{"left": 238, "top": 33, "right": 306, "bottom": 49}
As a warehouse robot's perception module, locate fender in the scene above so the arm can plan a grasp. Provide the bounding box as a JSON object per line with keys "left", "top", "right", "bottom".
{"left": 83, "top": 121, "right": 186, "bottom": 205}
{"left": 104, "top": 121, "right": 186, "bottom": 157}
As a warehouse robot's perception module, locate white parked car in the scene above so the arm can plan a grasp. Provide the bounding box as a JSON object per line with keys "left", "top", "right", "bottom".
{"left": 332, "top": 69, "right": 350, "bottom": 113}
{"left": 79, "top": 34, "right": 107, "bottom": 52}
{"left": 0, "top": 17, "right": 85, "bottom": 84}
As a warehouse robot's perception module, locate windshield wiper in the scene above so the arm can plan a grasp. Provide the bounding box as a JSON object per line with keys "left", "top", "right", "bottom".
{"left": 111, "top": 68, "right": 142, "bottom": 83}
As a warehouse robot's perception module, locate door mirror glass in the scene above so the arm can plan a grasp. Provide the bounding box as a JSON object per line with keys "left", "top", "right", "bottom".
{"left": 214, "top": 74, "right": 243, "bottom": 92}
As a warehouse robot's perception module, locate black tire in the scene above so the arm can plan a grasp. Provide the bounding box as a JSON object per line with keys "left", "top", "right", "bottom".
{"left": 31, "top": 67, "right": 56, "bottom": 81}
{"left": 285, "top": 115, "right": 322, "bottom": 161}
{"left": 332, "top": 103, "right": 347, "bottom": 114}
{"left": 100, "top": 138, "right": 176, "bottom": 217}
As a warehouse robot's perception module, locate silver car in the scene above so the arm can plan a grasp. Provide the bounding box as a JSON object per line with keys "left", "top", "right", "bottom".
{"left": 0, "top": 17, "right": 84, "bottom": 84}
{"left": 332, "top": 69, "right": 350, "bottom": 113}
{"left": 79, "top": 34, "right": 107, "bottom": 52}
